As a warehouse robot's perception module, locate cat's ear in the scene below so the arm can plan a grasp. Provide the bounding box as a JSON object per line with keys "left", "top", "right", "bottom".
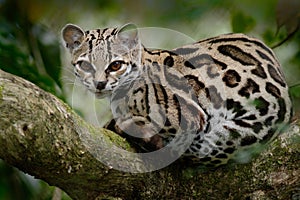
{"left": 62, "top": 24, "right": 85, "bottom": 52}
{"left": 117, "top": 23, "right": 139, "bottom": 48}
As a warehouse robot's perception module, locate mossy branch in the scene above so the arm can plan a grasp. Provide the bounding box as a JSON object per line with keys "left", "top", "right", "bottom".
{"left": 0, "top": 69, "right": 299, "bottom": 200}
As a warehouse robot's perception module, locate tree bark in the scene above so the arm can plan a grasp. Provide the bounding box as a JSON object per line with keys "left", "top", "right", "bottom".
{"left": 0, "top": 69, "right": 299, "bottom": 200}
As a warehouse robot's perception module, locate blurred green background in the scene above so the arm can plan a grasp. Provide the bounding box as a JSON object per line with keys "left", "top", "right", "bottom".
{"left": 0, "top": 0, "right": 299, "bottom": 199}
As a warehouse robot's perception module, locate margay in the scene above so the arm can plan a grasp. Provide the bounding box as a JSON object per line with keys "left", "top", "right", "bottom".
{"left": 62, "top": 23, "right": 292, "bottom": 166}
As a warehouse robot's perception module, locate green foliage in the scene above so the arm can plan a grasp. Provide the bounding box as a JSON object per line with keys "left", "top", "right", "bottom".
{"left": 290, "top": 86, "right": 300, "bottom": 98}
{"left": 0, "top": 162, "right": 33, "bottom": 200}
{"left": 0, "top": 161, "right": 70, "bottom": 200}
{"left": 33, "top": 25, "right": 63, "bottom": 89}
{"left": 231, "top": 11, "right": 256, "bottom": 33}
{"left": 0, "top": 1, "right": 64, "bottom": 100}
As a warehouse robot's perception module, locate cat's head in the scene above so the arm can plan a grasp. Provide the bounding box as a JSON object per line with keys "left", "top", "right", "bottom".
{"left": 62, "top": 23, "right": 141, "bottom": 98}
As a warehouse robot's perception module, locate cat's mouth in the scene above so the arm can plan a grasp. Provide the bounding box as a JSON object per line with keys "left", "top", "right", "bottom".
{"left": 95, "top": 91, "right": 111, "bottom": 99}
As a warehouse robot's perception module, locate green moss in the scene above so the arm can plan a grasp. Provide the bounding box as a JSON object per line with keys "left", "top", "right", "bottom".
{"left": 72, "top": 109, "right": 133, "bottom": 152}
{"left": 101, "top": 128, "right": 133, "bottom": 151}
{"left": 0, "top": 84, "right": 4, "bottom": 103}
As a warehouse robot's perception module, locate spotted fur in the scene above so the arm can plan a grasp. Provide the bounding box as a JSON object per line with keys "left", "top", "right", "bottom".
{"left": 62, "top": 24, "right": 292, "bottom": 166}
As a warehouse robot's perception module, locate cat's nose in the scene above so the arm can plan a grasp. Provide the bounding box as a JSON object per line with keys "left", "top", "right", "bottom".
{"left": 94, "top": 81, "right": 107, "bottom": 90}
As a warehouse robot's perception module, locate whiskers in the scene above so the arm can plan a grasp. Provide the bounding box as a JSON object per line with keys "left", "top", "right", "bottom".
{"left": 61, "top": 65, "right": 74, "bottom": 74}
{"left": 62, "top": 78, "right": 85, "bottom": 89}
{"left": 60, "top": 67, "right": 82, "bottom": 87}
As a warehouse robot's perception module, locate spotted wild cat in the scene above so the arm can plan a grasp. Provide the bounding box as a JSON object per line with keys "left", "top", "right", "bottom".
{"left": 62, "top": 23, "right": 292, "bottom": 166}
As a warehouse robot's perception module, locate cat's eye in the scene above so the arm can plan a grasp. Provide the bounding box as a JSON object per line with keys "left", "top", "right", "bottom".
{"left": 77, "top": 61, "right": 95, "bottom": 73}
{"left": 108, "top": 61, "right": 124, "bottom": 71}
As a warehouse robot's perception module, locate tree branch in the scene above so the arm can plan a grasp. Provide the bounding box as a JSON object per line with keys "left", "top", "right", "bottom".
{"left": 0, "top": 69, "right": 299, "bottom": 200}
